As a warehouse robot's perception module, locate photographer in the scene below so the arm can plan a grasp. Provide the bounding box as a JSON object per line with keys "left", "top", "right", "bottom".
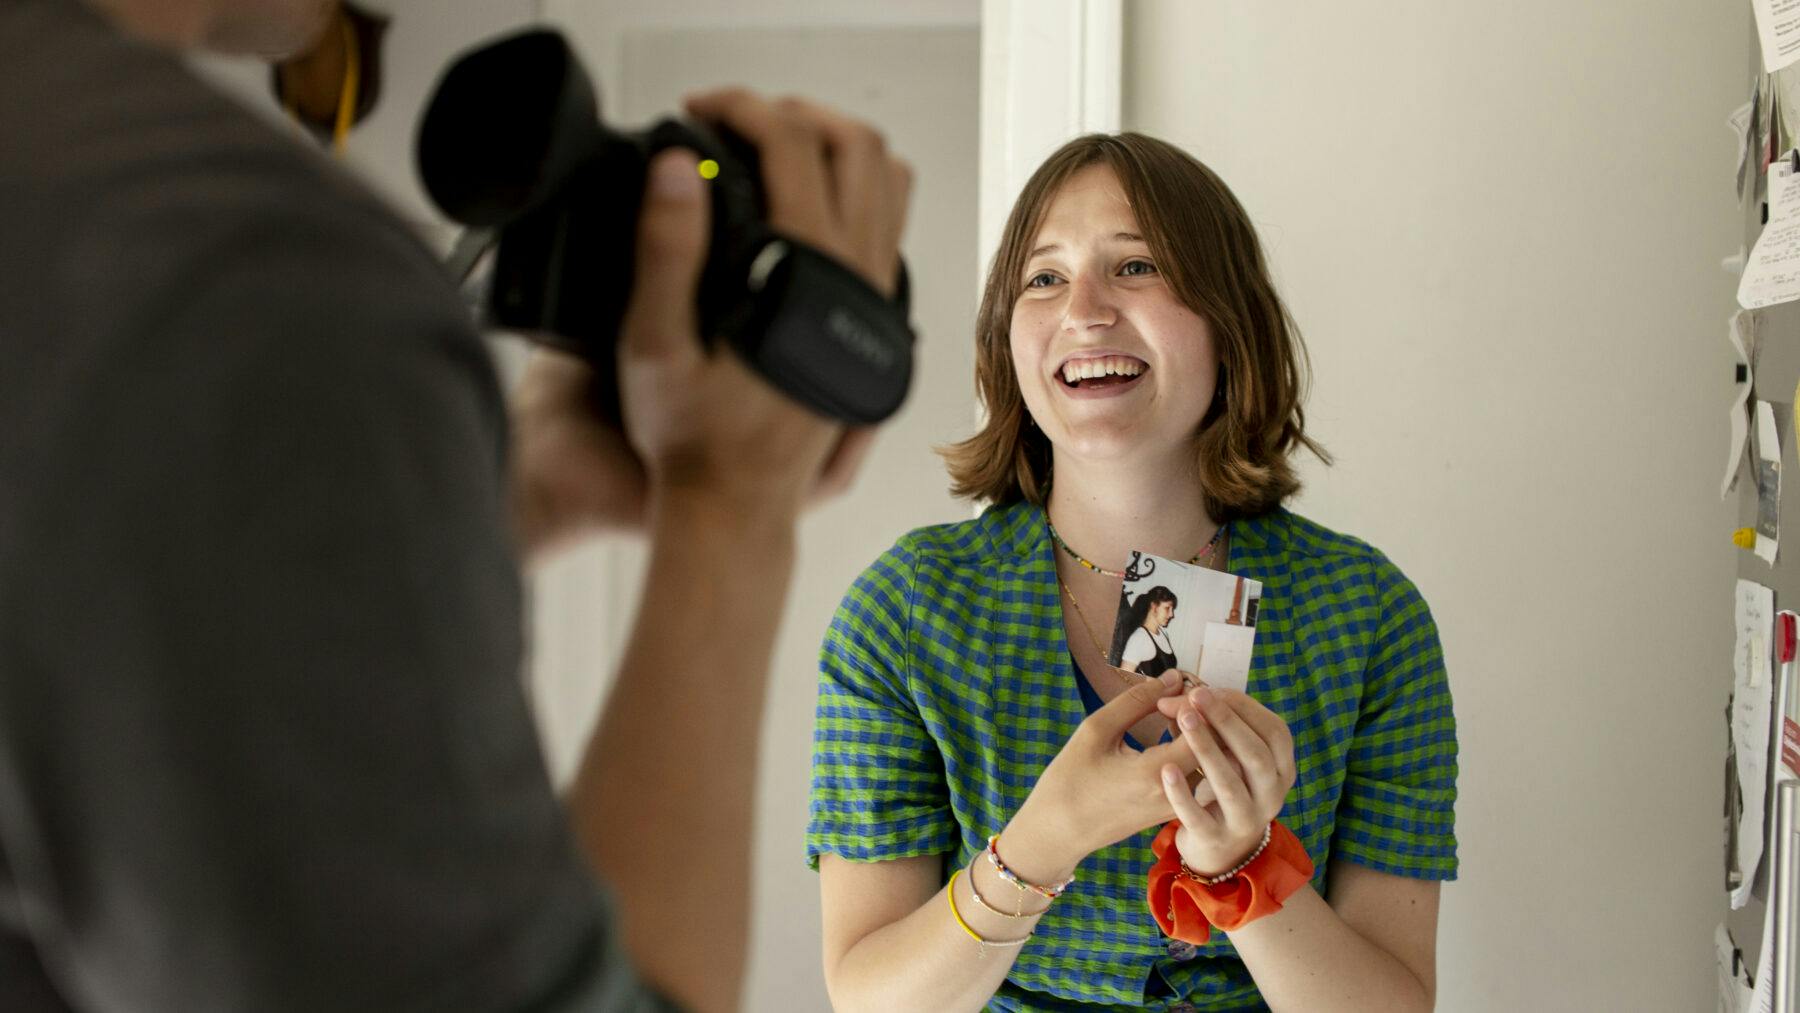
{"left": 0, "top": 2, "right": 910, "bottom": 1011}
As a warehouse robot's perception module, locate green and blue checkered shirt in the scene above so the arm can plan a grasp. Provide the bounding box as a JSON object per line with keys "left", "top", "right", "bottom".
{"left": 806, "top": 501, "right": 1457, "bottom": 1011}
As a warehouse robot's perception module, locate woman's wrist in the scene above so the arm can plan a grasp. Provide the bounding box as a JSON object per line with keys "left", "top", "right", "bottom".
{"left": 1177, "top": 822, "right": 1273, "bottom": 882}
{"left": 998, "top": 800, "right": 1086, "bottom": 888}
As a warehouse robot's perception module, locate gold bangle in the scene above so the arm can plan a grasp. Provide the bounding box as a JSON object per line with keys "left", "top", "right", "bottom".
{"left": 965, "top": 859, "right": 1037, "bottom": 919}
{"left": 947, "top": 870, "right": 1032, "bottom": 954}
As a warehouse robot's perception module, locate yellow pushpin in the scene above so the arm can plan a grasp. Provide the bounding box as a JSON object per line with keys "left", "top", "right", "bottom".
{"left": 1735, "top": 527, "right": 1758, "bottom": 549}
{"left": 697, "top": 159, "right": 720, "bottom": 181}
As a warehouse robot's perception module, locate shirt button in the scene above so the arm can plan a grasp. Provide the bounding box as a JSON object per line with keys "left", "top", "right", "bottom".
{"left": 1165, "top": 938, "right": 1200, "bottom": 960}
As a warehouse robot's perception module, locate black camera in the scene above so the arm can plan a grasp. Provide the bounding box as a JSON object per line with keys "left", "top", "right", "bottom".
{"left": 416, "top": 29, "right": 915, "bottom": 425}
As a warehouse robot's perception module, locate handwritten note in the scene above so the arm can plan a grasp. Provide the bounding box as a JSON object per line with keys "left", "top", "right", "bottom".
{"left": 1735, "top": 578, "right": 1777, "bottom": 909}
{"left": 1756, "top": 0, "right": 1800, "bottom": 73}
{"left": 1741, "top": 161, "right": 1800, "bottom": 310}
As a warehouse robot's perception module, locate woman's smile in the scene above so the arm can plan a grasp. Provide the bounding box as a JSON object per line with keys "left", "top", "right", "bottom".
{"left": 1056, "top": 352, "right": 1149, "bottom": 399}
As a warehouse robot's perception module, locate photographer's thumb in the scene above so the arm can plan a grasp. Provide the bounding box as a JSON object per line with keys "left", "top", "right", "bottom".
{"left": 620, "top": 148, "right": 711, "bottom": 367}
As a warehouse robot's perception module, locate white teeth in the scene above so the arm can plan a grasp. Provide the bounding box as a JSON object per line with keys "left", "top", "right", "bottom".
{"left": 1061, "top": 356, "right": 1145, "bottom": 384}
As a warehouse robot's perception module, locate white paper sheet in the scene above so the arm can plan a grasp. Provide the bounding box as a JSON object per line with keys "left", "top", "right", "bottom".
{"left": 1736, "top": 578, "right": 1778, "bottom": 909}
{"left": 1757, "top": 401, "right": 1783, "bottom": 564}
{"left": 1195, "top": 622, "right": 1256, "bottom": 694}
{"left": 1740, "top": 161, "right": 1800, "bottom": 310}
{"left": 1739, "top": 98, "right": 1760, "bottom": 199}
{"left": 1727, "top": 312, "right": 1757, "bottom": 499}
{"left": 1756, "top": 0, "right": 1800, "bottom": 73}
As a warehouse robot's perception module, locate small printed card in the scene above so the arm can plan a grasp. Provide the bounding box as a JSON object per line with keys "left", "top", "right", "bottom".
{"left": 1105, "top": 550, "right": 1263, "bottom": 694}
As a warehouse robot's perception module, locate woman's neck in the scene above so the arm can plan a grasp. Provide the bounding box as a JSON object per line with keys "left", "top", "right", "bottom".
{"left": 1044, "top": 446, "right": 1217, "bottom": 572}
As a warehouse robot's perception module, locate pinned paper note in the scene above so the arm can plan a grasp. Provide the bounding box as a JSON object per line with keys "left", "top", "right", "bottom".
{"left": 1737, "top": 95, "right": 1758, "bottom": 200}
{"left": 1741, "top": 160, "right": 1800, "bottom": 309}
{"left": 1756, "top": 401, "right": 1783, "bottom": 564}
{"left": 1733, "top": 578, "right": 1777, "bottom": 909}
{"left": 1726, "top": 312, "right": 1757, "bottom": 498}
{"left": 1756, "top": 0, "right": 1800, "bottom": 74}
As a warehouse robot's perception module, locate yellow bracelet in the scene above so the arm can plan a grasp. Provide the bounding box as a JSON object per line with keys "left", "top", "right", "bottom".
{"left": 947, "top": 869, "right": 1032, "bottom": 953}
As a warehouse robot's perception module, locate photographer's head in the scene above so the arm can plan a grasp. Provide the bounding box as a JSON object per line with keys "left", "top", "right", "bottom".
{"left": 89, "top": 0, "right": 332, "bottom": 57}
{"left": 943, "top": 133, "right": 1328, "bottom": 522}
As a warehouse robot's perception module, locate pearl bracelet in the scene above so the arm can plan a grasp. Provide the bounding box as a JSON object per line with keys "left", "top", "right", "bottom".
{"left": 1179, "top": 822, "right": 1273, "bottom": 886}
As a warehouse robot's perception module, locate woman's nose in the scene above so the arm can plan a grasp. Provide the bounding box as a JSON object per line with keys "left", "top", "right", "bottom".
{"left": 1060, "top": 276, "right": 1116, "bottom": 334}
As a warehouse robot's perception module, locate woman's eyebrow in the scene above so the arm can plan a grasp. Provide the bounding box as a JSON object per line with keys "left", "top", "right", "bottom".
{"left": 1027, "top": 232, "right": 1148, "bottom": 260}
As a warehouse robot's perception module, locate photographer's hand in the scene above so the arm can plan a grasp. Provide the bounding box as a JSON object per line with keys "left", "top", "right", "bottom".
{"left": 568, "top": 95, "right": 912, "bottom": 1013}
{"left": 507, "top": 88, "right": 912, "bottom": 561}
{"left": 510, "top": 349, "right": 647, "bottom": 562}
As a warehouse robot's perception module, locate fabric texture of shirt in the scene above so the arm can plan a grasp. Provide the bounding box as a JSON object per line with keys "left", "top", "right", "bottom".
{"left": 806, "top": 500, "right": 1458, "bottom": 1012}
{"left": 0, "top": 3, "right": 674, "bottom": 1009}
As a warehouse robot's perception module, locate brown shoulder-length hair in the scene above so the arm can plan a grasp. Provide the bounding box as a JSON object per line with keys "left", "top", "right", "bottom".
{"left": 940, "top": 132, "right": 1329, "bottom": 521}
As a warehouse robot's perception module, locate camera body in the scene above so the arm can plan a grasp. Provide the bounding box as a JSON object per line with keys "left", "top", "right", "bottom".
{"left": 417, "top": 29, "right": 914, "bottom": 424}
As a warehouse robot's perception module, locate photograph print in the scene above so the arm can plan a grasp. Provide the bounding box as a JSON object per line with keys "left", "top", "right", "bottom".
{"left": 1107, "top": 550, "right": 1264, "bottom": 694}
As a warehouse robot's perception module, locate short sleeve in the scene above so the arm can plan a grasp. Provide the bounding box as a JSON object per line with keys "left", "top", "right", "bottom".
{"left": 805, "top": 540, "right": 955, "bottom": 869}
{"left": 1332, "top": 560, "right": 1459, "bottom": 880}
{"left": 1121, "top": 628, "right": 1156, "bottom": 666}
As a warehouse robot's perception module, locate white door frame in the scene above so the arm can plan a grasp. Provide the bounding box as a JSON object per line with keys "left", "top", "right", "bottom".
{"left": 978, "top": 0, "right": 1122, "bottom": 267}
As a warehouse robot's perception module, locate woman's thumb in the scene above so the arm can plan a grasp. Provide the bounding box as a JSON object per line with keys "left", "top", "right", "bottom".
{"left": 1088, "top": 670, "right": 1183, "bottom": 739}
{"left": 619, "top": 148, "right": 711, "bottom": 364}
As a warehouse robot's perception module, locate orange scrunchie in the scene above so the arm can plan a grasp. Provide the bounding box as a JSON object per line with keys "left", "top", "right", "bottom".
{"left": 1147, "top": 819, "right": 1314, "bottom": 945}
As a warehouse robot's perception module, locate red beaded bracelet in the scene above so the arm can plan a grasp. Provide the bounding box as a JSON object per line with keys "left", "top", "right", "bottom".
{"left": 1146, "top": 819, "right": 1314, "bottom": 945}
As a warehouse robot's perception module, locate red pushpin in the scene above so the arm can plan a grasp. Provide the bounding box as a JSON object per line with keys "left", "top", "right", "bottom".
{"left": 1780, "top": 612, "right": 1797, "bottom": 665}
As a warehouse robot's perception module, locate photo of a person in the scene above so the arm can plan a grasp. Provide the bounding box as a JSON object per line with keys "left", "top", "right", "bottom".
{"left": 1105, "top": 552, "right": 1262, "bottom": 691}
{"left": 1109, "top": 585, "right": 1180, "bottom": 677}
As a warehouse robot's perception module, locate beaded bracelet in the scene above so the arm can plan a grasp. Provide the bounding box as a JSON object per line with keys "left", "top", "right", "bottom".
{"left": 947, "top": 869, "right": 1033, "bottom": 955}
{"left": 985, "top": 834, "right": 1075, "bottom": 900}
{"left": 1179, "top": 823, "right": 1273, "bottom": 885}
{"left": 965, "top": 858, "right": 1036, "bottom": 920}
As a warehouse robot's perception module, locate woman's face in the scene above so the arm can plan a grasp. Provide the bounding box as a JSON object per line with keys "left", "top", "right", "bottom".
{"left": 1150, "top": 599, "right": 1176, "bottom": 630}
{"left": 1009, "top": 164, "right": 1220, "bottom": 466}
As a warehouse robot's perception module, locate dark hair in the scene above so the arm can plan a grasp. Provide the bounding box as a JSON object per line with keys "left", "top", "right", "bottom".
{"left": 1108, "top": 585, "right": 1178, "bottom": 665}
{"left": 939, "top": 132, "right": 1330, "bottom": 520}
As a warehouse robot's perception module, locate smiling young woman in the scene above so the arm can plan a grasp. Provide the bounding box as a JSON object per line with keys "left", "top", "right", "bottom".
{"left": 807, "top": 133, "right": 1458, "bottom": 1013}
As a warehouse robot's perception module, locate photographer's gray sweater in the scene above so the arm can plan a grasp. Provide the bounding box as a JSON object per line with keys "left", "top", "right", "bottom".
{"left": 0, "top": 2, "right": 670, "bottom": 1009}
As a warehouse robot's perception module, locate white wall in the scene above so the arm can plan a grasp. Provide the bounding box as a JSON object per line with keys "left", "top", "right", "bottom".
{"left": 1124, "top": 2, "right": 1744, "bottom": 1009}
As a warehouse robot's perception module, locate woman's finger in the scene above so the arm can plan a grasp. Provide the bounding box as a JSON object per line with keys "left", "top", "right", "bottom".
{"left": 1195, "top": 691, "right": 1282, "bottom": 803}
{"left": 1161, "top": 763, "right": 1219, "bottom": 835}
{"left": 1175, "top": 705, "right": 1255, "bottom": 824}
{"left": 1223, "top": 691, "right": 1297, "bottom": 783}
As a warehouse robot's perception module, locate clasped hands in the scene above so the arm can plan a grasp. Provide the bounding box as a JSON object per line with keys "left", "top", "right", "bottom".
{"left": 1152, "top": 684, "right": 1297, "bottom": 879}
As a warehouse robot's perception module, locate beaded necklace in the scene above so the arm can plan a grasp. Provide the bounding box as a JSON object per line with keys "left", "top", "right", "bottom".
{"left": 1046, "top": 519, "right": 1225, "bottom": 579}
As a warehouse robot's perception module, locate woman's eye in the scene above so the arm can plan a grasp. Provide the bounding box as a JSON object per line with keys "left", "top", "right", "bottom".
{"left": 1121, "top": 259, "right": 1157, "bottom": 277}
{"left": 1025, "top": 272, "right": 1059, "bottom": 288}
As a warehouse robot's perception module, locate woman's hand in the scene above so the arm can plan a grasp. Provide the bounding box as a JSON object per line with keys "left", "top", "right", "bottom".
{"left": 1157, "top": 686, "right": 1296, "bottom": 876}
{"left": 1005, "top": 671, "right": 1203, "bottom": 879}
